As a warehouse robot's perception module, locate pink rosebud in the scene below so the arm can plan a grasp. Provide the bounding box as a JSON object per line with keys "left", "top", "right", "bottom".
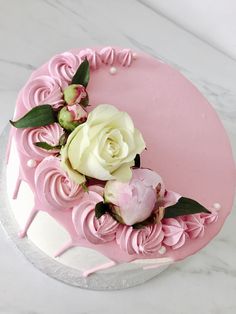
{"left": 67, "top": 104, "right": 88, "bottom": 122}
{"left": 58, "top": 104, "right": 88, "bottom": 132}
{"left": 104, "top": 168, "right": 164, "bottom": 226}
{"left": 63, "top": 84, "right": 88, "bottom": 106}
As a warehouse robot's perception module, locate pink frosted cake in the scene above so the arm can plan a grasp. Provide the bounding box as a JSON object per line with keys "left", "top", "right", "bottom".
{"left": 6, "top": 47, "right": 236, "bottom": 287}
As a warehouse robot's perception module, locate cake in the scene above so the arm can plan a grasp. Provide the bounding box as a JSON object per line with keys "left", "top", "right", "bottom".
{"left": 5, "top": 47, "right": 236, "bottom": 288}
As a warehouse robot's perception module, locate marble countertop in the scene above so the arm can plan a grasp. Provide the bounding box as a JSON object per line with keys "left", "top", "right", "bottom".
{"left": 0, "top": 1, "right": 235, "bottom": 313}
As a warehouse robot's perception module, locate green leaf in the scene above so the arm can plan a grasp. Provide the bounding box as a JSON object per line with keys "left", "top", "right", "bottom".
{"left": 134, "top": 154, "right": 141, "bottom": 168}
{"left": 164, "top": 197, "right": 211, "bottom": 219}
{"left": 95, "top": 202, "right": 110, "bottom": 219}
{"left": 10, "top": 105, "right": 56, "bottom": 129}
{"left": 34, "top": 142, "right": 60, "bottom": 151}
{"left": 71, "top": 58, "right": 90, "bottom": 87}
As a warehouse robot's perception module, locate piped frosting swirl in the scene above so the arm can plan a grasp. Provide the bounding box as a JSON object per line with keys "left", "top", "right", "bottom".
{"left": 48, "top": 52, "right": 81, "bottom": 83}
{"left": 72, "top": 190, "right": 119, "bottom": 244}
{"left": 116, "top": 223, "right": 164, "bottom": 255}
{"left": 185, "top": 214, "right": 205, "bottom": 239}
{"left": 18, "top": 123, "right": 64, "bottom": 160}
{"left": 162, "top": 218, "right": 189, "bottom": 249}
{"left": 201, "top": 209, "right": 219, "bottom": 224}
{"left": 21, "top": 75, "right": 66, "bottom": 110}
{"left": 35, "top": 156, "right": 83, "bottom": 210}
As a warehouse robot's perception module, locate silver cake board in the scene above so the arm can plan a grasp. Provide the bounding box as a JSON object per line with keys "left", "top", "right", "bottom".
{"left": 0, "top": 126, "right": 169, "bottom": 290}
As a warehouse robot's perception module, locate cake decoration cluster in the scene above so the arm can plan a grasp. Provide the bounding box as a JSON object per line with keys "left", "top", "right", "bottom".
{"left": 10, "top": 48, "right": 219, "bottom": 261}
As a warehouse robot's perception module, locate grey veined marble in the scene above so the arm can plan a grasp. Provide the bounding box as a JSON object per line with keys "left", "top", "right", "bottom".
{"left": 0, "top": 1, "right": 235, "bottom": 313}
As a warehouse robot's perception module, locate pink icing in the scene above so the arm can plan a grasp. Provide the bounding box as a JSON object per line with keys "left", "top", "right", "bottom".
{"left": 117, "top": 48, "right": 133, "bottom": 67}
{"left": 10, "top": 47, "right": 236, "bottom": 267}
{"left": 72, "top": 190, "right": 119, "bottom": 244}
{"left": 12, "top": 174, "right": 22, "bottom": 200}
{"left": 48, "top": 52, "right": 81, "bottom": 83}
{"left": 35, "top": 156, "right": 84, "bottom": 211}
{"left": 100, "top": 47, "right": 116, "bottom": 65}
{"left": 116, "top": 223, "right": 164, "bottom": 255}
{"left": 82, "top": 261, "right": 116, "bottom": 278}
{"left": 79, "top": 48, "right": 102, "bottom": 70}
{"left": 185, "top": 214, "right": 205, "bottom": 239}
{"left": 162, "top": 218, "right": 189, "bottom": 249}
{"left": 21, "top": 75, "right": 66, "bottom": 110}
{"left": 17, "top": 123, "right": 64, "bottom": 161}
{"left": 201, "top": 209, "right": 219, "bottom": 224}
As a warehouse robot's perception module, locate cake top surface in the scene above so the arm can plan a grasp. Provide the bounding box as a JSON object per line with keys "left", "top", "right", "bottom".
{"left": 10, "top": 46, "right": 236, "bottom": 265}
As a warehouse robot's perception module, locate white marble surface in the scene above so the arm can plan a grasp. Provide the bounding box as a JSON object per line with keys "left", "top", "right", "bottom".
{"left": 144, "top": 0, "right": 236, "bottom": 60}
{"left": 0, "top": 1, "right": 235, "bottom": 313}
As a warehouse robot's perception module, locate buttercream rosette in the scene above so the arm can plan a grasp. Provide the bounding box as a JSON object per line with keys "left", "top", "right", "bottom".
{"left": 48, "top": 51, "right": 81, "bottom": 83}
{"left": 21, "top": 75, "right": 66, "bottom": 110}
{"left": 18, "top": 123, "right": 64, "bottom": 161}
{"left": 116, "top": 223, "right": 164, "bottom": 255}
{"left": 35, "top": 156, "right": 84, "bottom": 211}
{"left": 72, "top": 189, "right": 119, "bottom": 244}
{"left": 162, "top": 218, "right": 189, "bottom": 250}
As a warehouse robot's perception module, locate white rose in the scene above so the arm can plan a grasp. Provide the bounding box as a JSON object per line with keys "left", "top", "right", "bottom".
{"left": 61, "top": 104, "right": 146, "bottom": 184}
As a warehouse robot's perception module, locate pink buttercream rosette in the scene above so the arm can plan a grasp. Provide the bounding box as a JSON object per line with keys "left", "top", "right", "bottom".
{"left": 35, "top": 156, "right": 84, "bottom": 211}
{"left": 48, "top": 52, "right": 81, "bottom": 83}
{"left": 17, "top": 123, "right": 64, "bottom": 161}
{"left": 20, "top": 75, "right": 67, "bottom": 110}
{"left": 162, "top": 210, "right": 219, "bottom": 250}
{"left": 116, "top": 223, "right": 164, "bottom": 255}
{"left": 72, "top": 188, "right": 119, "bottom": 244}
